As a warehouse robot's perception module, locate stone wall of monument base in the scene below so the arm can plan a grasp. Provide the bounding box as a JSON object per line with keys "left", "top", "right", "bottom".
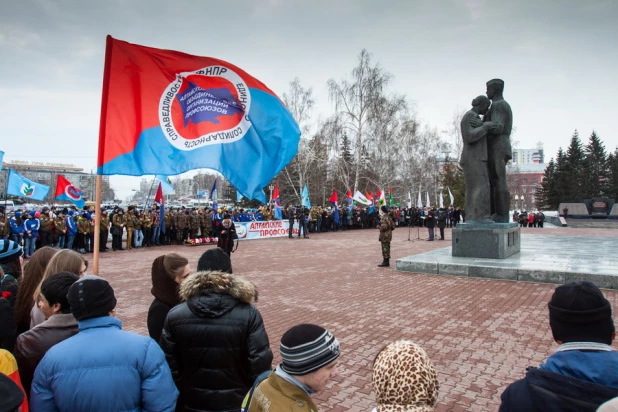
{"left": 558, "top": 203, "right": 589, "bottom": 217}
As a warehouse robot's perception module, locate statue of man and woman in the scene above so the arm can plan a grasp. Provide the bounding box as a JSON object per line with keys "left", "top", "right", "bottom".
{"left": 460, "top": 79, "right": 513, "bottom": 224}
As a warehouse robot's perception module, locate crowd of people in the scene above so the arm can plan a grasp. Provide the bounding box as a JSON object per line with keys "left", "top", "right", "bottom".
{"left": 2, "top": 234, "right": 618, "bottom": 411}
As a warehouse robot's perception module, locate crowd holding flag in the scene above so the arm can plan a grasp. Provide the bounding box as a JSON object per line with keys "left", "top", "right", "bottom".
{"left": 345, "top": 190, "right": 353, "bottom": 211}
{"left": 6, "top": 169, "right": 50, "bottom": 201}
{"left": 273, "top": 184, "right": 282, "bottom": 220}
{"left": 353, "top": 191, "right": 372, "bottom": 206}
{"left": 210, "top": 180, "right": 218, "bottom": 211}
{"left": 156, "top": 175, "right": 175, "bottom": 195}
{"left": 55, "top": 175, "right": 85, "bottom": 209}
{"left": 329, "top": 191, "right": 340, "bottom": 223}
{"left": 154, "top": 183, "right": 166, "bottom": 233}
{"left": 96, "top": 36, "right": 301, "bottom": 202}
{"left": 301, "top": 185, "right": 311, "bottom": 208}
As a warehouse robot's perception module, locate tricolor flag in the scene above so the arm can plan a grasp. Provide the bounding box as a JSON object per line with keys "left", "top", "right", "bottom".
{"left": 7, "top": 169, "right": 50, "bottom": 201}
{"left": 96, "top": 36, "right": 301, "bottom": 202}
{"left": 378, "top": 189, "right": 386, "bottom": 206}
{"left": 156, "top": 175, "right": 175, "bottom": 195}
{"left": 55, "top": 174, "right": 85, "bottom": 209}
{"left": 365, "top": 191, "right": 374, "bottom": 202}
{"left": 329, "top": 191, "right": 339, "bottom": 223}
{"left": 273, "top": 184, "right": 282, "bottom": 220}
{"left": 210, "top": 180, "right": 218, "bottom": 211}
{"left": 346, "top": 189, "right": 353, "bottom": 211}
{"left": 353, "top": 190, "right": 371, "bottom": 206}
{"left": 154, "top": 183, "right": 166, "bottom": 233}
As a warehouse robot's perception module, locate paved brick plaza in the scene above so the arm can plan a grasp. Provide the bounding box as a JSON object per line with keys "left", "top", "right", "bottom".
{"left": 96, "top": 226, "right": 618, "bottom": 411}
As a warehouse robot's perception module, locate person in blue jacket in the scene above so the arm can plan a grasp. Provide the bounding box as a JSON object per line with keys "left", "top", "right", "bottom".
{"left": 65, "top": 209, "right": 77, "bottom": 250}
{"left": 499, "top": 281, "right": 618, "bottom": 412}
{"left": 9, "top": 211, "right": 24, "bottom": 245}
{"left": 23, "top": 211, "right": 40, "bottom": 258}
{"left": 30, "top": 275, "right": 178, "bottom": 412}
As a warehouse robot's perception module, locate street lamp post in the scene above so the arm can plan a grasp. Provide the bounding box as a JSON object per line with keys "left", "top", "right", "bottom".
{"left": 268, "top": 184, "right": 275, "bottom": 206}
{"left": 514, "top": 194, "right": 519, "bottom": 212}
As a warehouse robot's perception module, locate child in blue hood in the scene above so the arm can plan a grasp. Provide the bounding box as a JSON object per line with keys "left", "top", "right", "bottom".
{"left": 23, "top": 211, "right": 40, "bottom": 258}
{"left": 500, "top": 281, "right": 618, "bottom": 412}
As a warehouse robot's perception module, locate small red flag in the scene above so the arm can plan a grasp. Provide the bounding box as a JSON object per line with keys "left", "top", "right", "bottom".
{"left": 154, "top": 183, "right": 164, "bottom": 204}
{"left": 328, "top": 190, "right": 338, "bottom": 204}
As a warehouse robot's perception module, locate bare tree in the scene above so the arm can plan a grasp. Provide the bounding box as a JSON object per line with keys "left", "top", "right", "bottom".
{"left": 328, "top": 49, "right": 392, "bottom": 193}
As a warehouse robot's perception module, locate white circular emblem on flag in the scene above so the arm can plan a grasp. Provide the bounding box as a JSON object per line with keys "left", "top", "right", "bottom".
{"left": 235, "top": 224, "right": 247, "bottom": 239}
{"left": 65, "top": 185, "right": 82, "bottom": 201}
{"left": 159, "top": 65, "right": 252, "bottom": 151}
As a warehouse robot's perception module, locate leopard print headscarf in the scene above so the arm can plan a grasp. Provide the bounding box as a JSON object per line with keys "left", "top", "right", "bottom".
{"left": 372, "top": 340, "right": 439, "bottom": 412}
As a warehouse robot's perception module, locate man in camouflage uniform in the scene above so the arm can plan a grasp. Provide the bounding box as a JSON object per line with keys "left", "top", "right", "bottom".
{"left": 54, "top": 209, "right": 68, "bottom": 249}
{"left": 0, "top": 208, "right": 10, "bottom": 240}
{"left": 189, "top": 209, "right": 200, "bottom": 239}
{"left": 39, "top": 207, "right": 53, "bottom": 247}
{"left": 203, "top": 208, "right": 213, "bottom": 238}
{"left": 100, "top": 210, "right": 110, "bottom": 252}
{"left": 175, "top": 210, "right": 187, "bottom": 244}
{"left": 377, "top": 205, "right": 395, "bottom": 267}
{"left": 163, "top": 209, "right": 172, "bottom": 245}
{"left": 124, "top": 208, "right": 135, "bottom": 250}
{"left": 141, "top": 211, "right": 153, "bottom": 247}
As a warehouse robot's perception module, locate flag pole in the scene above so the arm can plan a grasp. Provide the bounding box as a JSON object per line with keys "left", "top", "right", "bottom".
{"left": 93, "top": 175, "right": 102, "bottom": 275}
{"left": 93, "top": 35, "right": 113, "bottom": 276}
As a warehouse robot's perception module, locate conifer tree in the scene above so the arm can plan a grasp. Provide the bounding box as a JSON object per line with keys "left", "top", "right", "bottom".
{"left": 564, "top": 130, "right": 586, "bottom": 201}
{"left": 582, "top": 131, "right": 607, "bottom": 197}
{"left": 536, "top": 158, "right": 557, "bottom": 209}
{"left": 607, "top": 148, "right": 618, "bottom": 200}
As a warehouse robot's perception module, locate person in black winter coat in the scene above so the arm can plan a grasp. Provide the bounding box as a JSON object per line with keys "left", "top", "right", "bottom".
{"left": 160, "top": 270, "right": 273, "bottom": 412}
{"left": 216, "top": 214, "right": 236, "bottom": 256}
{"left": 425, "top": 209, "right": 436, "bottom": 241}
{"left": 437, "top": 208, "right": 447, "bottom": 240}
{"left": 499, "top": 281, "right": 618, "bottom": 412}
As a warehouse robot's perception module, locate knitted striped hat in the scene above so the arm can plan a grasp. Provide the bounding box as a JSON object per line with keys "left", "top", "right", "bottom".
{"left": 280, "top": 324, "right": 340, "bottom": 376}
{"left": 0, "top": 240, "right": 22, "bottom": 264}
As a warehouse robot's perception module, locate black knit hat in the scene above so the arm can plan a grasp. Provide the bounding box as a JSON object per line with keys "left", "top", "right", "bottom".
{"left": 548, "top": 281, "right": 615, "bottom": 345}
{"left": 197, "top": 247, "right": 232, "bottom": 273}
{"left": 0, "top": 372, "right": 24, "bottom": 412}
{"left": 67, "top": 275, "right": 117, "bottom": 321}
{"left": 280, "top": 324, "right": 340, "bottom": 376}
{"left": 0, "top": 240, "right": 22, "bottom": 265}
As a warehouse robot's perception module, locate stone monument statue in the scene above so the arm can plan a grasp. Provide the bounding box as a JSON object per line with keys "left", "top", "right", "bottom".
{"left": 452, "top": 80, "right": 519, "bottom": 259}
{"left": 484, "top": 79, "right": 513, "bottom": 223}
{"left": 459, "top": 95, "right": 501, "bottom": 223}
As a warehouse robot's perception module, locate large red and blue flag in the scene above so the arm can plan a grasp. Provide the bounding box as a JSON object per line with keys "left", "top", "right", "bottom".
{"left": 273, "top": 184, "right": 282, "bottom": 220}
{"left": 154, "top": 183, "right": 165, "bottom": 233}
{"left": 97, "top": 36, "right": 300, "bottom": 202}
{"left": 55, "top": 174, "right": 85, "bottom": 209}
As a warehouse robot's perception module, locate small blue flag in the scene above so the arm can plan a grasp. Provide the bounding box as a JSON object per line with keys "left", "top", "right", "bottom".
{"left": 7, "top": 169, "right": 50, "bottom": 201}
{"left": 155, "top": 175, "right": 175, "bottom": 194}
{"left": 0, "top": 150, "right": 4, "bottom": 170}
{"left": 301, "top": 185, "right": 311, "bottom": 208}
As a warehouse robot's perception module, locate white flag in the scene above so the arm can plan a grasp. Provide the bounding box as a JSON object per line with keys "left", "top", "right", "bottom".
{"left": 448, "top": 187, "right": 455, "bottom": 206}
{"left": 417, "top": 189, "right": 423, "bottom": 209}
{"left": 439, "top": 192, "right": 444, "bottom": 208}
{"left": 352, "top": 190, "right": 372, "bottom": 206}
{"left": 426, "top": 191, "right": 430, "bottom": 208}
{"left": 408, "top": 192, "right": 412, "bottom": 208}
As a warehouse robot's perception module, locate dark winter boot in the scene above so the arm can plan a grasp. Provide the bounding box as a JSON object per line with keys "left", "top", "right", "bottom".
{"left": 377, "top": 259, "right": 390, "bottom": 267}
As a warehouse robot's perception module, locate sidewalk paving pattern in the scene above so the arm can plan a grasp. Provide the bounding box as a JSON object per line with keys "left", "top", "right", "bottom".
{"left": 96, "top": 226, "right": 618, "bottom": 411}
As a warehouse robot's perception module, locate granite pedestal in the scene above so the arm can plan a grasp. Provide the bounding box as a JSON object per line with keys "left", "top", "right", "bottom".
{"left": 396, "top": 234, "right": 618, "bottom": 289}
{"left": 452, "top": 222, "right": 520, "bottom": 259}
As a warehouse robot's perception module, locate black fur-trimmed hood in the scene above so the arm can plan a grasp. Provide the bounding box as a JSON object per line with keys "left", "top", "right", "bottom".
{"left": 179, "top": 271, "right": 257, "bottom": 304}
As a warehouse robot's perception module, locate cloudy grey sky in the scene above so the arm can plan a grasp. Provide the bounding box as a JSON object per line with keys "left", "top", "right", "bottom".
{"left": 2, "top": 0, "right": 617, "bottom": 200}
